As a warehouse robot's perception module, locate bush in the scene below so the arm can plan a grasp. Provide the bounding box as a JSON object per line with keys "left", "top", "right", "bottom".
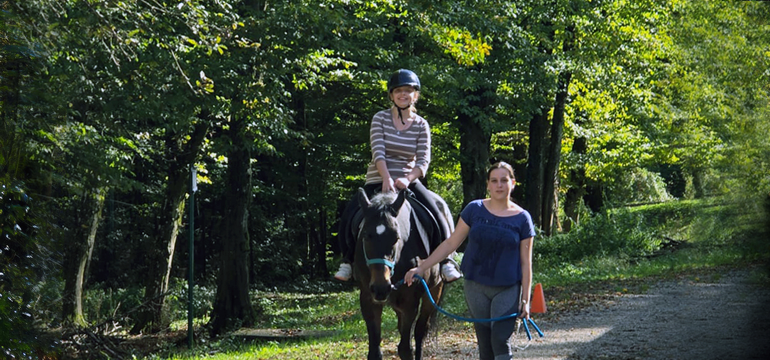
{"left": 166, "top": 279, "right": 215, "bottom": 327}
{"left": 537, "top": 207, "right": 664, "bottom": 267}
{"left": 81, "top": 286, "right": 145, "bottom": 331}
{"left": 604, "top": 167, "right": 674, "bottom": 206}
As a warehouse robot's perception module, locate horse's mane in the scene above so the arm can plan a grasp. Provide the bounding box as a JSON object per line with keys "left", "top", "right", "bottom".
{"left": 369, "top": 191, "right": 398, "bottom": 212}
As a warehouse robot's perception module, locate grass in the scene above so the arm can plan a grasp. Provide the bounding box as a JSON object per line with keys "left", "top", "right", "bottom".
{"left": 153, "top": 279, "right": 474, "bottom": 359}
{"left": 154, "top": 196, "right": 770, "bottom": 360}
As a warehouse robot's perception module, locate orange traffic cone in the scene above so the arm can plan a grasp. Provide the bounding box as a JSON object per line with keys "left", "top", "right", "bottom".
{"left": 530, "top": 283, "right": 547, "bottom": 314}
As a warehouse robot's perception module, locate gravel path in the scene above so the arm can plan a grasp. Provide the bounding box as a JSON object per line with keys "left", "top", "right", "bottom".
{"left": 419, "top": 267, "right": 770, "bottom": 360}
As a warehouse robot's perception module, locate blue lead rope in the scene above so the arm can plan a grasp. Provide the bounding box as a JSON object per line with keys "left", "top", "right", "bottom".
{"left": 396, "top": 275, "right": 545, "bottom": 340}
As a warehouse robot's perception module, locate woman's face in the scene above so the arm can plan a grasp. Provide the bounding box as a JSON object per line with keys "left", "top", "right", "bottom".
{"left": 487, "top": 168, "right": 515, "bottom": 200}
{"left": 390, "top": 86, "right": 418, "bottom": 108}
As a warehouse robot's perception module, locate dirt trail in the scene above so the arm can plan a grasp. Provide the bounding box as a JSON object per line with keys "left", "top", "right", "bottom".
{"left": 418, "top": 267, "right": 770, "bottom": 360}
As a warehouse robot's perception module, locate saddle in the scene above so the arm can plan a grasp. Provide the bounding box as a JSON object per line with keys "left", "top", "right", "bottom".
{"left": 405, "top": 191, "right": 442, "bottom": 257}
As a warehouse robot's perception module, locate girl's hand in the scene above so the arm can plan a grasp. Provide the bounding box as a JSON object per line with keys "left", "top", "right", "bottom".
{"left": 394, "top": 177, "right": 410, "bottom": 190}
{"left": 382, "top": 178, "right": 396, "bottom": 193}
{"left": 404, "top": 266, "right": 423, "bottom": 286}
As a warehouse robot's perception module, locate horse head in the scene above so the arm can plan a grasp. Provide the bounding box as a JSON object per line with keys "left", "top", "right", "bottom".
{"left": 357, "top": 188, "right": 409, "bottom": 303}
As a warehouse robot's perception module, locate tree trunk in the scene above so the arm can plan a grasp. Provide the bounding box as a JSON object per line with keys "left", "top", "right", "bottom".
{"left": 541, "top": 71, "right": 572, "bottom": 235}
{"left": 77, "top": 189, "right": 105, "bottom": 323}
{"left": 691, "top": 167, "right": 705, "bottom": 199}
{"left": 294, "top": 94, "right": 316, "bottom": 277}
{"left": 0, "top": 59, "right": 23, "bottom": 179}
{"left": 584, "top": 181, "right": 604, "bottom": 213}
{"left": 209, "top": 116, "right": 256, "bottom": 335}
{"left": 62, "top": 188, "right": 105, "bottom": 327}
{"left": 129, "top": 156, "right": 187, "bottom": 334}
{"left": 765, "top": 193, "right": 770, "bottom": 242}
{"left": 525, "top": 110, "right": 548, "bottom": 228}
{"left": 563, "top": 119, "right": 587, "bottom": 232}
{"left": 131, "top": 121, "right": 209, "bottom": 334}
{"left": 541, "top": 23, "right": 575, "bottom": 235}
{"left": 458, "top": 87, "right": 494, "bottom": 208}
{"left": 314, "top": 207, "right": 328, "bottom": 278}
{"left": 459, "top": 115, "right": 490, "bottom": 208}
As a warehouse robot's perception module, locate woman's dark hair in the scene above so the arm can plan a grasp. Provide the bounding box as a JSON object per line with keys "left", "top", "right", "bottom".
{"left": 487, "top": 161, "right": 515, "bottom": 181}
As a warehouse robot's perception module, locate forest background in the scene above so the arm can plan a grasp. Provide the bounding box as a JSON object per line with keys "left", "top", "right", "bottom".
{"left": 1, "top": 0, "right": 769, "bottom": 357}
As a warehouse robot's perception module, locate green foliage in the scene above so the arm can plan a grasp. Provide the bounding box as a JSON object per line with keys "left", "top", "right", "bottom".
{"left": 82, "top": 286, "right": 145, "bottom": 328}
{"left": 35, "top": 279, "right": 213, "bottom": 335}
{"left": 428, "top": 123, "right": 464, "bottom": 215}
{"left": 537, "top": 207, "right": 664, "bottom": 268}
{"left": 603, "top": 167, "right": 674, "bottom": 205}
{"left": 536, "top": 195, "right": 770, "bottom": 286}
{"left": 0, "top": 182, "right": 37, "bottom": 358}
{"left": 561, "top": 0, "right": 770, "bottom": 208}
{"left": 165, "top": 279, "right": 215, "bottom": 329}
{"left": 539, "top": 199, "right": 718, "bottom": 274}
{"left": 30, "top": 276, "right": 64, "bottom": 328}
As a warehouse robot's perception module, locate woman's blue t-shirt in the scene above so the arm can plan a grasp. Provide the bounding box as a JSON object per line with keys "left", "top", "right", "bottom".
{"left": 459, "top": 200, "right": 536, "bottom": 287}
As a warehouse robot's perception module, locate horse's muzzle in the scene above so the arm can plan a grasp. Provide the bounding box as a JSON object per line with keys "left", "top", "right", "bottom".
{"left": 370, "top": 282, "right": 393, "bottom": 302}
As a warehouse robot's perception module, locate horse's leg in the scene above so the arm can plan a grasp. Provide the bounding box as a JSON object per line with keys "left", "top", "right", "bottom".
{"left": 414, "top": 282, "right": 444, "bottom": 360}
{"left": 395, "top": 298, "right": 417, "bottom": 360}
{"left": 360, "top": 290, "right": 384, "bottom": 360}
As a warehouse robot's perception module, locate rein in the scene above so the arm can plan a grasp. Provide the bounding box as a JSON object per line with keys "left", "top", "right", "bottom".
{"left": 396, "top": 275, "right": 545, "bottom": 340}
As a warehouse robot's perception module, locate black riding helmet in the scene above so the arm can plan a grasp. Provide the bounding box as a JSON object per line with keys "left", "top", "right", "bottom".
{"left": 387, "top": 69, "right": 421, "bottom": 93}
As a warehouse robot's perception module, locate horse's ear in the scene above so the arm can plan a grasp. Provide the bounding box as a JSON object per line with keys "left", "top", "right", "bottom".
{"left": 390, "top": 189, "right": 406, "bottom": 215}
{"left": 357, "top": 187, "right": 370, "bottom": 208}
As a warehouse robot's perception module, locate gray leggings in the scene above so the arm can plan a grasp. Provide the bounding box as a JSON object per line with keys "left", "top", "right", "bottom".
{"left": 464, "top": 279, "right": 521, "bottom": 360}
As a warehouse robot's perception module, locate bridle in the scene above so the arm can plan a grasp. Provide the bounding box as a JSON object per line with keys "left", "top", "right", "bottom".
{"left": 359, "top": 223, "right": 396, "bottom": 270}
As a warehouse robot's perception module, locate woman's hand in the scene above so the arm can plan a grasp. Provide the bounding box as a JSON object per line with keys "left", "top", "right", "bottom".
{"left": 518, "top": 300, "right": 531, "bottom": 319}
{"left": 394, "top": 177, "right": 410, "bottom": 190}
{"left": 404, "top": 266, "right": 423, "bottom": 286}
{"left": 382, "top": 178, "right": 396, "bottom": 193}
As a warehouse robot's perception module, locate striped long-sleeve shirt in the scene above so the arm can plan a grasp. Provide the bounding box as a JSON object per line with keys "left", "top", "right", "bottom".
{"left": 365, "top": 109, "right": 431, "bottom": 185}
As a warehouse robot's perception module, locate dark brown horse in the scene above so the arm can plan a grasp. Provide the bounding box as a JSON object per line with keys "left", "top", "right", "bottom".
{"left": 353, "top": 188, "right": 451, "bottom": 360}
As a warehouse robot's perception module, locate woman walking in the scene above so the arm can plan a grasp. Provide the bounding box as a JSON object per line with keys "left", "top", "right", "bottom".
{"left": 405, "top": 161, "right": 536, "bottom": 360}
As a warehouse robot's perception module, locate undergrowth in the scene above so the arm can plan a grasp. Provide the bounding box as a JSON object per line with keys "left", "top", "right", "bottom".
{"left": 536, "top": 196, "right": 769, "bottom": 287}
